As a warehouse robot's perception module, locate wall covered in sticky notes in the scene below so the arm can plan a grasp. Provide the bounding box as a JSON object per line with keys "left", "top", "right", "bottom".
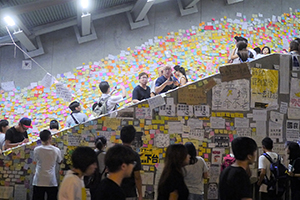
{"left": 1, "top": 54, "right": 297, "bottom": 200}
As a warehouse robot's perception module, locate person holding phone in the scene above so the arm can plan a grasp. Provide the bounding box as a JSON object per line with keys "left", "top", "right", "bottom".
{"left": 155, "top": 65, "right": 179, "bottom": 94}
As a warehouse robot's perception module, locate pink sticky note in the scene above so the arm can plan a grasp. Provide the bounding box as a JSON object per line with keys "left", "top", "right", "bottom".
{"left": 204, "top": 154, "right": 209, "bottom": 158}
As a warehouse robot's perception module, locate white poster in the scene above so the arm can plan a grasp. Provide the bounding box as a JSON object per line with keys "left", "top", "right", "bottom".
{"left": 270, "top": 111, "right": 284, "bottom": 124}
{"left": 212, "top": 78, "right": 250, "bottom": 111}
{"left": 154, "top": 134, "right": 170, "bottom": 148}
{"left": 269, "top": 121, "right": 283, "bottom": 142}
{"left": 67, "top": 135, "right": 81, "bottom": 146}
{"left": 148, "top": 95, "right": 166, "bottom": 110}
{"left": 135, "top": 108, "right": 152, "bottom": 119}
{"left": 187, "top": 118, "right": 203, "bottom": 130}
{"left": 286, "top": 120, "right": 300, "bottom": 141}
{"left": 288, "top": 107, "right": 300, "bottom": 119}
{"left": 290, "top": 78, "right": 300, "bottom": 108}
{"left": 234, "top": 118, "right": 249, "bottom": 128}
{"left": 177, "top": 104, "right": 194, "bottom": 116}
{"left": 253, "top": 110, "right": 267, "bottom": 121}
{"left": 189, "top": 129, "right": 204, "bottom": 140}
{"left": 168, "top": 122, "right": 183, "bottom": 134}
{"left": 194, "top": 105, "right": 210, "bottom": 117}
{"left": 210, "top": 117, "right": 225, "bottom": 129}
{"left": 280, "top": 102, "right": 288, "bottom": 114}
{"left": 159, "top": 104, "right": 175, "bottom": 116}
{"left": 236, "top": 128, "right": 252, "bottom": 137}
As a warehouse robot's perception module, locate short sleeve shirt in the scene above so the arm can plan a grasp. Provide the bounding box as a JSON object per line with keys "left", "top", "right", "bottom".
{"left": 132, "top": 85, "right": 151, "bottom": 101}
{"left": 96, "top": 178, "right": 125, "bottom": 200}
{"left": 100, "top": 94, "right": 124, "bottom": 113}
{"left": 155, "top": 76, "right": 178, "bottom": 94}
{"left": 5, "top": 127, "right": 28, "bottom": 143}
{"left": 121, "top": 147, "right": 142, "bottom": 197}
{"left": 219, "top": 166, "right": 252, "bottom": 200}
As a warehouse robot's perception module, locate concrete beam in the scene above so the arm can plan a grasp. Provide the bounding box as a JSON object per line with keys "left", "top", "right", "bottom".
{"left": 13, "top": 30, "right": 36, "bottom": 51}
{"left": 181, "top": 0, "right": 200, "bottom": 8}
{"left": 131, "top": 0, "right": 155, "bottom": 22}
{"left": 74, "top": 23, "right": 97, "bottom": 44}
{"left": 177, "top": 0, "right": 199, "bottom": 16}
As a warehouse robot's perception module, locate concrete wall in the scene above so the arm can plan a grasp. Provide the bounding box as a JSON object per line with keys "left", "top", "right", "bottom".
{"left": 0, "top": 0, "right": 299, "bottom": 88}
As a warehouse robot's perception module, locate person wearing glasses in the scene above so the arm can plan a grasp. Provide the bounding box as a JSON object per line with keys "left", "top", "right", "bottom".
{"left": 155, "top": 65, "right": 179, "bottom": 94}
{"left": 4, "top": 117, "right": 31, "bottom": 150}
{"left": 120, "top": 125, "right": 143, "bottom": 200}
{"left": 132, "top": 72, "right": 151, "bottom": 103}
{"left": 95, "top": 144, "right": 137, "bottom": 200}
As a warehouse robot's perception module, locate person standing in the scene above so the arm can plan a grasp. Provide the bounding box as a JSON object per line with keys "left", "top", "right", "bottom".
{"left": 65, "top": 101, "right": 88, "bottom": 127}
{"left": 286, "top": 142, "right": 300, "bottom": 200}
{"left": 4, "top": 117, "right": 31, "bottom": 150}
{"left": 120, "top": 125, "right": 143, "bottom": 200}
{"left": 132, "top": 72, "right": 151, "bottom": 103}
{"left": 0, "top": 119, "right": 9, "bottom": 153}
{"left": 49, "top": 120, "right": 59, "bottom": 133}
{"left": 184, "top": 142, "right": 208, "bottom": 200}
{"left": 32, "top": 130, "right": 62, "bottom": 200}
{"left": 219, "top": 137, "right": 257, "bottom": 200}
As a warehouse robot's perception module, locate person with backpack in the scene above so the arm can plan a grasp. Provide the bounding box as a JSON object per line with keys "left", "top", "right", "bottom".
{"left": 257, "top": 137, "right": 286, "bottom": 200}
{"left": 98, "top": 81, "right": 126, "bottom": 117}
{"left": 65, "top": 101, "right": 88, "bottom": 127}
{"left": 286, "top": 141, "right": 300, "bottom": 200}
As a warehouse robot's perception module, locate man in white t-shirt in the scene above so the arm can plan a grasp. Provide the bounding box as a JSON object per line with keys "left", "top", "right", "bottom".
{"left": 58, "top": 146, "right": 97, "bottom": 200}
{"left": 98, "top": 81, "right": 126, "bottom": 117}
{"left": 257, "top": 137, "right": 282, "bottom": 200}
{"left": 32, "top": 130, "right": 62, "bottom": 200}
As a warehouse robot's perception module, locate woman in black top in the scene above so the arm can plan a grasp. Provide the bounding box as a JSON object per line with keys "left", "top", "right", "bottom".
{"left": 157, "top": 144, "right": 190, "bottom": 200}
{"left": 286, "top": 142, "right": 300, "bottom": 200}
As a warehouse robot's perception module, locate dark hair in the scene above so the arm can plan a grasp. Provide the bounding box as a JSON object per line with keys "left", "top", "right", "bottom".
{"left": 262, "top": 137, "right": 273, "bottom": 150}
{"left": 287, "top": 141, "right": 300, "bottom": 161}
{"left": 95, "top": 136, "right": 107, "bottom": 150}
{"left": 69, "top": 101, "right": 80, "bottom": 111}
{"left": 138, "top": 72, "right": 148, "bottom": 79}
{"left": 235, "top": 36, "right": 248, "bottom": 44}
{"left": 120, "top": 125, "right": 136, "bottom": 144}
{"left": 185, "top": 142, "right": 197, "bottom": 165}
{"left": 290, "top": 40, "right": 299, "bottom": 52}
{"left": 178, "top": 67, "right": 188, "bottom": 82}
{"left": 39, "top": 129, "right": 51, "bottom": 142}
{"left": 253, "top": 47, "right": 261, "bottom": 54}
{"left": 0, "top": 119, "right": 9, "bottom": 133}
{"left": 262, "top": 46, "right": 271, "bottom": 54}
{"left": 105, "top": 144, "right": 136, "bottom": 173}
{"left": 237, "top": 41, "right": 248, "bottom": 51}
{"left": 174, "top": 65, "right": 180, "bottom": 71}
{"left": 72, "top": 146, "right": 97, "bottom": 173}
{"left": 232, "top": 137, "right": 257, "bottom": 161}
{"left": 99, "top": 81, "right": 110, "bottom": 93}
{"left": 49, "top": 120, "right": 59, "bottom": 130}
{"left": 158, "top": 144, "right": 187, "bottom": 193}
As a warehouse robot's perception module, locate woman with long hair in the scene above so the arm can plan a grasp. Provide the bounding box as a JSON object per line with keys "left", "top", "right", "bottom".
{"left": 286, "top": 141, "right": 300, "bottom": 200}
{"left": 184, "top": 142, "right": 208, "bottom": 200}
{"left": 158, "top": 144, "right": 190, "bottom": 200}
{"left": 174, "top": 66, "right": 188, "bottom": 86}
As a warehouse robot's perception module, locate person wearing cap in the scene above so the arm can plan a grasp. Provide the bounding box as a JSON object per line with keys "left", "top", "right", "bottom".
{"left": 65, "top": 101, "right": 88, "bottom": 127}
{"left": 4, "top": 117, "right": 31, "bottom": 150}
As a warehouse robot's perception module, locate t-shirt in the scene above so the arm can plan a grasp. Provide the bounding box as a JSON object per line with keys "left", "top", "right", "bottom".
{"left": 219, "top": 166, "right": 252, "bottom": 200}
{"left": 100, "top": 94, "right": 125, "bottom": 117}
{"left": 157, "top": 170, "right": 189, "bottom": 200}
{"left": 0, "top": 133, "right": 5, "bottom": 150}
{"left": 155, "top": 75, "right": 178, "bottom": 94}
{"left": 58, "top": 170, "right": 91, "bottom": 200}
{"left": 96, "top": 151, "right": 106, "bottom": 180}
{"left": 258, "top": 152, "right": 280, "bottom": 193}
{"left": 289, "top": 157, "right": 300, "bottom": 190}
{"left": 66, "top": 112, "right": 88, "bottom": 127}
{"left": 95, "top": 178, "right": 125, "bottom": 200}
{"left": 132, "top": 85, "right": 151, "bottom": 101}
{"left": 121, "top": 148, "right": 142, "bottom": 197}
{"left": 5, "top": 127, "right": 28, "bottom": 143}
{"left": 33, "top": 144, "right": 62, "bottom": 186}
{"left": 184, "top": 157, "right": 208, "bottom": 194}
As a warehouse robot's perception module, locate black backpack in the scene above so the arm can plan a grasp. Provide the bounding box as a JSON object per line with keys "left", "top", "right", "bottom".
{"left": 263, "top": 153, "right": 288, "bottom": 197}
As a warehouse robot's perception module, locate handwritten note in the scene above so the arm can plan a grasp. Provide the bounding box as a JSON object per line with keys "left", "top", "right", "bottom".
{"left": 177, "top": 104, "right": 194, "bottom": 116}
{"left": 210, "top": 117, "right": 225, "bottom": 129}
{"left": 148, "top": 95, "right": 165, "bottom": 110}
{"left": 219, "top": 63, "right": 251, "bottom": 82}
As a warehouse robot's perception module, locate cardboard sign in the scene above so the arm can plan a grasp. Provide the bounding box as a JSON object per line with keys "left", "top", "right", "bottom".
{"left": 219, "top": 63, "right": 251, "bottom": 82}
{"left": 178, "top": 86, "right": 206, "bottom": 105}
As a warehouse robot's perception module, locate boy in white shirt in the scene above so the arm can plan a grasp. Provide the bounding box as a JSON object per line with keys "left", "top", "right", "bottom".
{"left": 32, "top": 130, "right": 62, "bottom": 200}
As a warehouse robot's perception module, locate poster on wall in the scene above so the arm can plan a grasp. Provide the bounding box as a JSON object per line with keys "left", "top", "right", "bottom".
{"left": 290, "top": 78, "right": 300, "bottom": 108}
{"left": 269, "top": 121, "right": 283, "bottom": 142}
{"left": 251, "top": 68, "right": 278, "bottom": 108}
{"left": 159, "top": 104, "right": 175, "bottom": 116}
{"left": 135, "top": 107, "right": 152, "bottom": 119}
{"left": 194, "top": 105, "right": 210, "bottom": 117}
{"left": 286, "top": 120, "right": 300, "bottom": 141}
{"left": 177, "top": 104, "right": 194, "bottom": 116}
{"left": 212, "top": 78, "right": 250, "bottom": 111}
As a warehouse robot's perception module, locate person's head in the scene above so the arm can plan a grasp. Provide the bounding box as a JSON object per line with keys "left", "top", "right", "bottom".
{"left": 262, "top": 46, "right": 271, "bottom": 54}
{"left": 253, "top": 47, "right": 261, "bottom": 54}
{"left": 158, "top": 66, "right": 164, "bottom": 77}
{"left": 95, "top": 136, "right": 107, "bottom": 150}
{"left": 0, "top": 119, "right": 9, "bottom": 133}
{"left": 237, "top": 41, "right": 248, "bottom": 51}
{"left": 173, "top": 65, "right": 180, "bottom": 72}
{"left": 138, "top": 72, "right": 149, "bottom": 85}
{"left": 262, "top": 137, "right": 273, "bottom": 152}
{"left": 39, "top": 129, "right": 52, "bottom": 143}
{"left": 99, "top": 81, "right": 110, "bottom": 94}
{"left": 232, "top": 137, "right": 257, "bottom": 164}
{"left": 163, "top": 65, "right": 173, "bottom": 78}
{"left": 105, "top": 144, "right": 136, "bottom": 177}
{"left": 69, "top": 101, "right": 81, "bottom": 112}
{"left": 234, "top": 36, "right": 248, "bottom": 44}
{"left": 19, "top": 117, "right": 32, "bottom": 132}
{"left": 286, "top": 141, "right": 300, "bottom": 161}
{"left": 185, "top": 142, "right": 197, "bottom": 165}
{"left": 120, "top": 125, "right": 136, "bottom": 144}
{"left": 290, "top": 40, "right": 299, "bottom": 52}
{"left": 49, "top": 120, "right": 59, "bottom": 130}
{"left": 72, "top": 146, "right": 97, "bottom": 176}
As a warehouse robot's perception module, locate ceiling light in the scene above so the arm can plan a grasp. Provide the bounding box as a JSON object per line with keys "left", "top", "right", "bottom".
{"left": 4, "top": 16, "right": 15, "bottom": 26}
{"left": 80, "top": 0, "right": 89, "bottom": 9}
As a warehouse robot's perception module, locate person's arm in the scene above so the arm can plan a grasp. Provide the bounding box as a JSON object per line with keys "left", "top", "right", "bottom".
{"left": 203, "top": 172, "right": 208, "bottom": 179}
{"left": 257, "top": 155, "right": 267, "bottom": 186}
{"left": 231, "top": 48, "right": 239, "bottom": 59}
{"left": 134, "top": 170, "right": 143, "bottom": 200}
{"left": 169, "top": 190, "right": 179, "bottom": 200}
{"left": 155, "top": 79, "right": 173, "bottom": 94}
{"left": 66, "top": 116, "right": 71, "bottom": 127}
{"left": 179, "top": 77, "right": 187, "bottom": 86}
{"left": 57, "top": 149, "right": 63, "bottom": 164}
{"left": 132, "top": 87, "right": 140, "bottom": 103}
{"left": 120, "top": 85, "right": 126, "bottom": 98}
{"left": 4, "top": 139, "right": 25, "bottom": 149}
{"left": 257, "top": 168, "right": 266, "bottom": 186}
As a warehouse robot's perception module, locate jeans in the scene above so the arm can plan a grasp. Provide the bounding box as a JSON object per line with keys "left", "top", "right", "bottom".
{"left": 32, "top": 186, "right": 58, "bottom": 200}
{"left": 188, "top": 193, "right": 204, "bottom": 200}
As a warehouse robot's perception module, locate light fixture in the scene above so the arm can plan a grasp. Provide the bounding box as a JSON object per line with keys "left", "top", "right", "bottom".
{"left": 4, "top": 16, "right": 15, "bottom": 26}
{"left": 80, "top": 0, "right": 89, "bottom": 9}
